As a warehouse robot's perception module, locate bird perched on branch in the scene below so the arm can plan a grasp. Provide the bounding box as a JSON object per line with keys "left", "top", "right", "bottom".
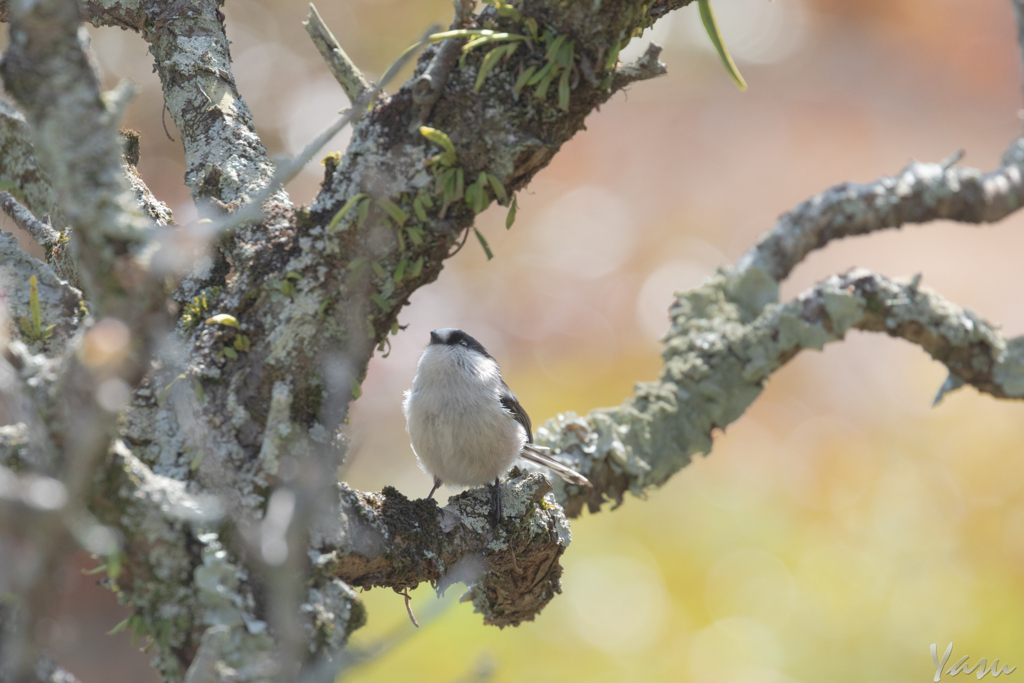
{"left": 403, "top": 328, "right": 591, "bottom": 522}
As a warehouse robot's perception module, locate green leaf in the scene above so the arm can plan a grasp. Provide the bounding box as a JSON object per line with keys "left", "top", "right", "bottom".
{"left": 28, "top": 276, "right": 41, "bottom": 336}
{"left": 376, "top": 197, "right": 408, "bottom": 227}
{"left": 527, "top": 59, "right": 554, "bottom": 86}
{"left": 419, "top": 126, "right": 455, "bottom": 154}
{"left": 396, "top": 226, "right": 406, "bottom": 252}
{"left": 370, "top": 293, "right": 391, "bottom": 311}
{"left": 347, "top": 256, "right": 368, "bottom": 272}
{"left": 406, "top": 226, "right": 425, "bottom": 246}
{"left": 371, "top": 261, "right": 386, "bottom": 278}
{"left": 603, "top": 39, "right": 623, "bottom": 71}
{"left": 699, "top": 0, "right": 747, "bottom": 91}
{"left": 558, "top": 67, "right": 571, "bottom": 111}
{"left": 506, "top": 195, "right": 518, "bottom": 229}
{"left": 285, "top": 271, "right": 302, "bottom": 280}
{"left": 413, "top": 196, "right": 428, "bottom": 221}
{"left": 545, "top": 34, "right": 566, "bottom": 62}
{"left": 280, "top": 280, "right": 295, "bottom": 297}
{"left": 419, "top": 193, "right": 434, "bottom": 209}
{"left": 513, "top": 65, "right": 538, "bottom": 96}
{"left": 205, "top": 314, "right": 240, "bottom": 328}
{"left": 496, "top": 4, "right": 521, "bottom": 20}
{"left": 108, "top": 616, "right": 132, "bottom": 636}
{"left": 356, "top": 196, "right": 371, "bottom": 227}
{"left": 349, "top": 377, "right": 362, "bottom": 400}
{"left": 393, "top": 259, "right": 407, "bottom": 284}
{"left": 473, "top": 173, "right": 489, "bottom": 214}
{"left": 233, "top": 334, "right": 250, "bottom": 352}
{"left": 556, "top": 40, "right": 575, "bottom": 68}
{"left": 534, "top": 70, "right": 555, "bottom": 99}
{"left": 410, "top": 256, "right": 424, "bottom": 278}
{"left": 523, "top": 17, "right": 539, "bottom": 41}
{"left": 454, "top": 168, "right": 465, "bottom": 201}
{"left": 475, "top": 45, "right": 507, "bottom": 93}
{"left": 486, "top": 173, "right": 507, "bottom": 203}
{"left": 106, "top": 552, "right": 122, "bottom": 581}
{"left": 221, "top": 346, "right": 238, "bottom": 360}
{"left": 463, "top": 33, "right": 521, "bottom": 54}
{"left": 326, "top": 193, "right": 367, "bottom": 231}
{"left": 436, "top": 167, "right": 456, "bottom": 197}
{"left": 473, "top": 228, "right": 494, "bottom": 260}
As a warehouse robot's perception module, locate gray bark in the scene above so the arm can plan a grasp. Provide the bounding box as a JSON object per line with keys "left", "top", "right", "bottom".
{"left": 0, "top": 0, "right": 1022, "bottom": 681}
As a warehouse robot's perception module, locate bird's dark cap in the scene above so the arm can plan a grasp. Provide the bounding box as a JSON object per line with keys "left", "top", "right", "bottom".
{"left": 429, "top": 328, "right": 491, "bottom": 358}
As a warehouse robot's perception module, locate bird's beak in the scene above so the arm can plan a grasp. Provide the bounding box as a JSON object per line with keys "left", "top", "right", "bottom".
{"left": 429, "top": 330, "right": 442, "bottom": 345}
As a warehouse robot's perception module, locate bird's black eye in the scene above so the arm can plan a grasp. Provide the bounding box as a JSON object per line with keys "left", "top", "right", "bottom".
{"left": 459, "top": 340, "right": 468, "bottom": 347}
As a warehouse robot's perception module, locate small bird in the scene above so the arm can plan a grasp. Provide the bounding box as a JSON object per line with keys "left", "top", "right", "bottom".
{"left": 403, "top": 328, "right": 590, "bottom": 521}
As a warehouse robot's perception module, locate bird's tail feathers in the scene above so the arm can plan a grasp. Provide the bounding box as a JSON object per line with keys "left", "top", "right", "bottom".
{"left": 520, "top": 445, "right": 591, "bottom": 488}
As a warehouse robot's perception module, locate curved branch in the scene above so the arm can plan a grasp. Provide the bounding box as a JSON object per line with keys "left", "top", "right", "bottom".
{"left": 534, "top": 267, "right": 1022, "bottom": 516}
{"left": 738, "top": 143, "right": 1024, "bottom": 283}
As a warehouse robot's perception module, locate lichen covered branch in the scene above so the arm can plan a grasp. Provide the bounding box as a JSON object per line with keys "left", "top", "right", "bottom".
{"left": 0, "top": 98, "right": 66, "bottom": 233}
{"left": 537, "top": 265, "right": 1024, "bottom": 516}
{"left": 314, "top": 471, "right": 571, "bottom": 627}
{"left": 146, "top": 0, "right": 281, "bottom": 207}
{"left": 0, "top": 191, "right": 58, "bottom": 247}
{"left": 739, "top": 140, "right": 1024, "bottom": 283}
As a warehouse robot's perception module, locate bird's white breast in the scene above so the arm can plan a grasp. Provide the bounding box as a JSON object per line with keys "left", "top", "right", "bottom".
{"left": 402, "top": 345, "right": 525, "bottom": 487}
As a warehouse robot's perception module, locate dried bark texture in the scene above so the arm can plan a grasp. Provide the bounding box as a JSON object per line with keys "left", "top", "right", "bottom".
{"left": 0, "top": 0, "right": 1022, "bottom": 681}
{"left": 318, "top": 471, "right": 571, "bottom": 628}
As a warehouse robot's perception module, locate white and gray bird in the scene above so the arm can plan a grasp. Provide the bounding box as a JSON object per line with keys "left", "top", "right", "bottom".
{"left": 402, "top": 328, "right": 590, "bottom": 519}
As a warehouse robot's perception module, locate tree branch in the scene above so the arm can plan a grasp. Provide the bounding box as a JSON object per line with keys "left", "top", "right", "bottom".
{"left": 0, "top": 191, "right": 59, "bottom": 247}
{"left": 145, "top": 0, "right": 282, "bottom": 206}
{"left": 314, "top": 470, "right": 570, "bottom": 627}
{"left": 738, "top": 142, "right": 1024, "bottom": 283}
{"left": 0, "top": 98, "right": 66, "bottom": 233}
{"left": 611, "top": 42, "right": 667, "bottom": 92}
{"left": 303, "top": 4, "right": 371, "bottom": 104}
{"left": 538, "top": 265, "right": 1024, "bottom": 517}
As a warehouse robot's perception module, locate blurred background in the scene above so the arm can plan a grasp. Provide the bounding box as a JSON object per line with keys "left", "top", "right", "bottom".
{"left": 3, "top": 0, "right": 1024, "bottom": 680}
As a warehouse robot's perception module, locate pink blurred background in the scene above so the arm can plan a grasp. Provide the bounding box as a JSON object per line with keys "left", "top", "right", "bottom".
{"left": 4, "top": 0, "right": 1024, "bottom": 680}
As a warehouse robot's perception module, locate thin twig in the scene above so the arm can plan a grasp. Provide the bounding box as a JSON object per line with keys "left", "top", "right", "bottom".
{"left": 402, "top": 588, "right": 420, "bottom": 628}
{"left": 447, "top": 226, "right": 471, "bottom": 257}
{"left": 304, "top": 4, "right": 371, "bottom": 103}
{"left": 0, "top": 190, "right": 59, "bottom": 247}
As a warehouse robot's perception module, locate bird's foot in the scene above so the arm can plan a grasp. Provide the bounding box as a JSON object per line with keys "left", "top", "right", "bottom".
{"left": 427, "top": 476, "right": 442, "bottom": 500}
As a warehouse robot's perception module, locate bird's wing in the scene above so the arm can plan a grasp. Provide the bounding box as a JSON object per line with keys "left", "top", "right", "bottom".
{"left": 498, "top": 380, "right": 533, "bottom": 443}
{"left": 520, "top": 445, "right": 592, "bottom": 488}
